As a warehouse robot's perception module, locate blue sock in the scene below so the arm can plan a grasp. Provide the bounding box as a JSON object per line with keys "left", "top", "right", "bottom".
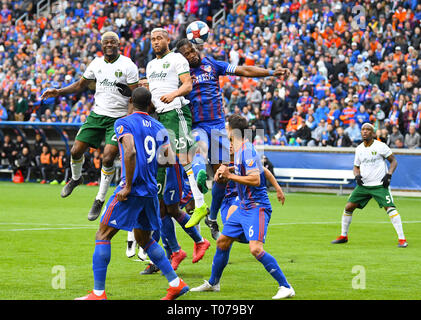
{"left": 256, "top": 251, "right": 290, "bottom": 288}
{"left": 143, "top": 239, "right": 177, "bottom": 283}
{"left": 176, "top": 211, "right": 203, "bottom": 243}
{"left": 210, "top": 181, "right": 226, "bottom": 220}
{"left": 161, "top": 215, "right": 181, "bottom": 254}
{"left": 152, "top": 228, "right": 160, "bottom": 243}
{"left": 192, "top": 153, "right": 207, "bottom": 179}
{"left": 92, "top": 240, "right": 111, "bottom": 291}
{"left": 162, "top": 237, "right": 172, "bottom": 259}
{"left": 209, "top": 246, "right": 231, "bottom": 285}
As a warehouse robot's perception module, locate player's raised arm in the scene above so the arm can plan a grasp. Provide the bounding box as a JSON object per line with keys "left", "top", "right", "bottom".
{"left": 234, "top": 65, "right": 290, "bottom": 79}
{"left": 263, "top": 167, "right": 285, "bottom": 205}
{"left": 216, "top": 164, "right": 260, "bottom": 187}
{"left": 116, "top": 134, "right": 136, "bottom": 202}
{"left": 40, "top": 77, "right": 92, "bottom": 100}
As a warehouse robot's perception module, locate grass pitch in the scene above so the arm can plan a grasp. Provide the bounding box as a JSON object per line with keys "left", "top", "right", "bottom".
{"left": 0, "top": 181, "right": 420, "bottom": 300}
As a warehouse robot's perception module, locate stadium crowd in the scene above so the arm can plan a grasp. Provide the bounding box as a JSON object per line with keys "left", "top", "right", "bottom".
{"left": 0, "top": 0, "right": 420, "bottom": 150}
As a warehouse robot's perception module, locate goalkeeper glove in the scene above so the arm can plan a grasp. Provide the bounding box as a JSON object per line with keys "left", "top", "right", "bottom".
{"left": 381, "top": 173, "right": 392, "bottom": 188}
{"left": 355, "top": 174, "right": 364, "bottom": 186}
{"left": 116, "top": 83, "right": 132, "bottom": 97}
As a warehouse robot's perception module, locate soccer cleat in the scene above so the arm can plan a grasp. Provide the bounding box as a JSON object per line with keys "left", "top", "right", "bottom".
{"left": 170, "top": 249, "right": 187, "bottom": 271}
{"left": 272, "top": 286, "right": 295, "bottom": 299}
{"left": 205, "top": 215, "right": 221, "bottom": 240}
{"left": 398, "top": 239, "right": 408, "bottom": 248}
{"left": 196, "top": 169, "right": 208, "bottom": 194}
{"left": 192, "top": 238, "right": 210, "bottom": 263}
{"left": 50, "top": 180, "right": 59, "bottom": 185}
{"left": 140, "top": 263, "right": 160, "bottom": 275}
{"left": 185, "top": 203, "right": 209, "bottom": 228}
{"left": 40, "top": 180, "right": 47, "bottom": 184}
{"left": 60, "top": 180, "right": 66, "bottom": 186}
{"left": 161, "top": 279, "right": 189, "bottom": 300}
{"left": 126, "top": 241, "right": 136, "bottom": 258}
{"left": 61, "top": 177, "right": 83, "bottom": 198}
{"left": 137, "top": 246, "right": 148, "bottom": 261}
{"left": 331, "top": 235, "right": 348, "bottom": 244}
{"left": 88, "top": 199, "right": 104, "bottom": 221}
{"left": 190, "top": 280, "right": 220, "bottom": 292}
{"left": 75, "top": 291, "right": 107, "bottom": 300}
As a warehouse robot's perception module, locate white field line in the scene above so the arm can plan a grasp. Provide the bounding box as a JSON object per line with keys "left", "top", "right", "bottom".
{"left": 1, "top": 221, "right": 421, "bottom": 232}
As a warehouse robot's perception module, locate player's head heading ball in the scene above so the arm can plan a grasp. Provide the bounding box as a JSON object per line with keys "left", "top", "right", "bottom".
{"left": 132, "top": 87, "right": 152, "bottom": 112}
{"left": 176, "top": 38, "right": 201, "bottom": 68}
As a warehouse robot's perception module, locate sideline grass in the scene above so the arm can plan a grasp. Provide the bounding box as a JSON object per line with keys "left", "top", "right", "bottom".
{"left": 0, "top": 182, "right": 420, "bottom": 300}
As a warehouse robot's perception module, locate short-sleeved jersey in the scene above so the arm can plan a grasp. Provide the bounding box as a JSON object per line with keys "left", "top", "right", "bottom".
{"left": 188, "top": 56, "right": 237, "bottom": 124}
{"left": 146, "top": 51, "right": 190, "bottom": 114}
{"left": 233, "top": 141, "right": 271, "bottom": 210}
{"left": 83, "top": 55, "right": 139, "bottom": 118}
{"left": 354, "top": 140, "right": 392, "bottom": 186}
{"left": 114, "top": 111, "right": 170, "bottom": 197}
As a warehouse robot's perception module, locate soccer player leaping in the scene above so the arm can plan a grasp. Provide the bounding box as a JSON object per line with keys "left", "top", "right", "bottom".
{"left": 190, "top": 114, "right": 295, "bottom": 299}
{"left": 331, "top": 123, "right": 408, "bottom": 248}
{"left": 75, "top": 87, "right": 189, "bottom": 300}
{"left": 40, "top": 32, "right": 139, "bottom": 221}
{"left": 175, "top": 39, "right": 290, "bottom": 237}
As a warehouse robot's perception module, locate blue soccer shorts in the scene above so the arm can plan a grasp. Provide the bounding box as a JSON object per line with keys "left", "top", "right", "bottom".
{"left": 100, "top": 186, "right": 161, "bottom": 232}
{"left": 222, "top": 205, "right": 272, "bottom": 243}
{"left": 192, "top": 119, "right": 230, "bottom": 164}
{"left": 162, "top": 162, "right": 186, "bottom": 206}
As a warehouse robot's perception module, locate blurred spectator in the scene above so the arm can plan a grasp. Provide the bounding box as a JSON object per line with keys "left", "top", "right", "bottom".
{"left": 1, "top": 135, "right": 18, "bottom": 167}
{"left": 388, "top": 125, "right": 404, "bottom": 148}
{"left": 39, "top": 145, "right": 52, "bottom": 184}
{"left": 405, "top": 123, "right": 421, "bottom": 149}
{"left": 344, "top": 120, "right": 362, "bottom": 146}
{"left": 334, "top": 126, "right": 352, "bottom": 147}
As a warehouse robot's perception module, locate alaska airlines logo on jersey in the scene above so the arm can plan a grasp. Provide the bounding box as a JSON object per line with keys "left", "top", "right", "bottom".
{"left": 116, "top": 125, "right": 124, "bottom": 134}
{"left": 115, "top": 69, "right": 123, "bottom": 78}
{"left": 99, "top": 78, "right": 118, "bottom": 87}
{"left": 149, "top": 71, "right": 168, "bottom": 81}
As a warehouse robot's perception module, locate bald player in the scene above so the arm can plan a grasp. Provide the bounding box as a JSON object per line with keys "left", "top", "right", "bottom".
{"left": 41, "top": 32, "right": 139, "bottom": 220}
{"left": 331, "top": 123, "right": 408, "bottom": 248}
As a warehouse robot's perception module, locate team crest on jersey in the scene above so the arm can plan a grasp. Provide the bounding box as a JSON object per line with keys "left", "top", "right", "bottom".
{"left": 201, "top": 64, "right": 212, "bottom": 73}
{"left": 246, "top": 159, "right": 254, "bottom": 167}
{"left": 115, "top": 69, "right": 123, "bottom": 78}
{"left": 116, "top": 125, "right": 124, "bottom": 134}
{"left": 371, "top": 151, "right": 377, "bottom": 155}
{"left": 163, "top": 62, "right": 170, "bottom": 69}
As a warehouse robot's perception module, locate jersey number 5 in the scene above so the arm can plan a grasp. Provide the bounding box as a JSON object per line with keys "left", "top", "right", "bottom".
{"left": 144, "top": 135, "right": 156, "bottom": 163}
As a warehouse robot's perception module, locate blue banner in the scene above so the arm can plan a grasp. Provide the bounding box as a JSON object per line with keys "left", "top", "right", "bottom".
{"left": 265, "top": 151, "right": 421, "bottom": 191}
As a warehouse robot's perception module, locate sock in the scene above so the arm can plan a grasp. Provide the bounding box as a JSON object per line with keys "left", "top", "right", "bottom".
{"left": 209, "top": 246, "right": 231, "bottom": 286}
{"left": 176, "top": 211, "right": 203, "bottom": 243}
{"left": 341, "top": 210, "right": 353, "bottom": 237}
{"left": 162, "top": 237, "right": 172, "bottom": 259}
{"left": 184, "top": 165, "right": 205, "bottom": 208}
{"left": 92, "top": 240, "right": 111, "bottom": 291}
{"left": 161, "top": 215, "right": 181, "bottom": 253}
{"left": 71, "top": 155, "right": 84, "bottom": 180}
{"left": 192, "top": 153, "right": 207, "bottom": 179}
{"left": 387, "top": 208, "right": 405, "bottom": 239}
{"left": 152, "top": 229, "right": 160, "bottom": 243}
{"left": 143, "top": 239, "right": 177, "bottom": 284}
{"left": 127, "top": 230, "right": 135, "bottom": 242}
{"left": 256, "top": 251, "right": 290, "bottom": 288}
{"left": 210, "top": 181, "right": 226, "bottom": 220}
{"left": 96, "top": 166, "right": 115, "bottom": 202}
{"left": 169, "top": 277, "right": 181, "bottom": 287}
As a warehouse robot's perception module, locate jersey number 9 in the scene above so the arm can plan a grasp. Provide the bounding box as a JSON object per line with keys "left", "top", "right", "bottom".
{"left": 144, "top": 135, "right": 156, "bottom": 163}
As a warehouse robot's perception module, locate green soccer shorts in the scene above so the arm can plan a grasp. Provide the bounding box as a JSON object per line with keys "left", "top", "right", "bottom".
{"left": 348, "top": 185, "right": 396, "bottom": 209}
{"left": 156, "top": 105, "right": 195, "bottom": 199}
{"left": 75, "top": 111, "right": 121, "bottom": 148}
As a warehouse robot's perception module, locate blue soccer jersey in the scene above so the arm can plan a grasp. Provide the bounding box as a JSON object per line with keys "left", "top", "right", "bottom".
{"left": 234, "top": 141, "right": 271, "bottom": 210}
{"left": 188, "top": 56, "right": 236, "bottom": 124}
{"left": 114, "top": 111, "right": 170, "bottom": 197}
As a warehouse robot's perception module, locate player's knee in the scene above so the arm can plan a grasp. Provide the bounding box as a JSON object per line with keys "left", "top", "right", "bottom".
{"left": 70, "top": 145, "right": 84, "bottom": 160}
{"left": 216, "top": 235, "right": 231, "bottom": 251}
{"left": 102, "top": 154, "right": 115, "bottom": 168}
{"left": 249, "top": 243, "right": 264, "bottom": 258}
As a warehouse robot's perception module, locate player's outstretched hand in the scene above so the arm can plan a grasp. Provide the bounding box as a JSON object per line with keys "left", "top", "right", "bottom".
{"left": 355, "top": 174, "right": 364, "bottom": 186}
{"left": 381, "top": 173, "right": 392, "bottom": 188}
{"left": 276, "top": 187, "right": 285, "bottom": 205}
{"left": 273, "top": 67, "right": 291, "bottom": 79}
{"left": 116, "top": 186, "right": 131, "bottom": 202}
{"left": 40, "top": 88, "right": 59, "bottom": 100}
{"left": 116, "top": 83, "right": 132, "bottom": 97}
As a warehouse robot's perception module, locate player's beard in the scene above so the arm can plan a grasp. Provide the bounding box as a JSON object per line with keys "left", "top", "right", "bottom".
{"left": 104, "top": 47, "right": 119, "bottom": 62}
{"left": 153, "top": 45, "right": 169, "bottom": 58}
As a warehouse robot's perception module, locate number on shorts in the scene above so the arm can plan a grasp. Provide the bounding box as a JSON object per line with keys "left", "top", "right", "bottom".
{"left": 249, "top": 225, "right": 254, "bottom": 238}
{"left": 111, "top": 134, "right": 117, "bottom": 142}
{"left": 386, "top": 195, "right": 391, "bottom": 204}
{"left": 144, "top": 135, "right": 156, "bottom": 163}
{"left": 169, "top": 190, "right": 175, "bottom": 201}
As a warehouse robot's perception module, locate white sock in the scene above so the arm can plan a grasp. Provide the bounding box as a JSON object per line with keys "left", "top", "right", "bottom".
{"left": 185, "top": 168, "right": 205, "bottom": 208}
{"left": 387, "top": 208, "right": 405, "bottom": 240}
{"left": 71, "top": 155, "right": 84, "bottom": 180}
{"left": 93, "top": 289, "right": 104, "bottom": 296}
{"left": 96, "top": 166, "right": 115, "bottom": 202}
{"left": 169, "top": 277, "right": 180, "bottom": 287}
{"left": 127, "top": 230, "right": 135, "bottom": 242}
{"left": 341, "top": 211, "right": 353, "bottom": 237}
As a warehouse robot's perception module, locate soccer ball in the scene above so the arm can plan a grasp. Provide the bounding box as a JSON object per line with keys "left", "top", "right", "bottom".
{"left": 186, "top": 20, "right": 209, "bottom": 45}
